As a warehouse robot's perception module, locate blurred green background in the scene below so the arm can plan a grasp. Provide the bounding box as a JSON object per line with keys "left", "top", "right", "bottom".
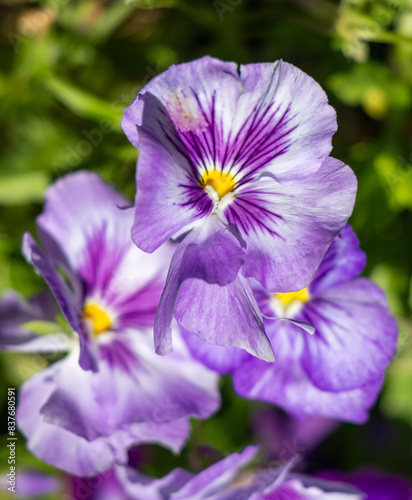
{"left": 0, "top": 0, "right": 412, "bottom": 497}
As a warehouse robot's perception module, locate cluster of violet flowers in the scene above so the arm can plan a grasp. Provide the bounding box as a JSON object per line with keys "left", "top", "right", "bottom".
{"left": 0, "top": 56, "right": 407, "bottom": 499}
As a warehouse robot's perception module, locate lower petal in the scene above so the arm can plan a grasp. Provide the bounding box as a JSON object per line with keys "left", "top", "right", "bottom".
{"left": 154, "top": 215, "right": 245, "bottom": 355}
{"left": 176, "top": 275, "right": 275, "bottom": 363}
{"left": 301, "top": 279, "right": 398, "bottom": 392}
{"left": 16, "top": 364, "right": 114, "bottom": 476}
{"left": 233, "top": 322, "right": 383, "bottom": 423}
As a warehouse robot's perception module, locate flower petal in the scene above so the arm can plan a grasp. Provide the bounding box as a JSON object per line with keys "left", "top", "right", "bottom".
{"left": 16, "top": 362, "right": 114, "bottom": 476}
{"left": 131, "top": 106, "right": 213, "bottom": 253}
{"left": 171, "top": 445, "right": 258, "bottom": 499}
{"left": 0, "top": 291, "right": 69, "bottom": 353}
{"left": 123, "top": 57, "right": 336, "bottom": 180}
{"left": 0, "top": 471, "right": 60, "bottom": 499}
{"left": 122, "top": 56, "right": 240, "bottom": 148}
{"left": 237, "top": 157, "right": 357, "bottom": 291}
{"left": 181, "top": 326, "right": 248, "bottom": 374}
{"left": 309, "top": 224, "right": 366, "bottom": 297}
{"left": 301, "top": 278, "right": 398, "bottom": 392}
{"left": 22, "top": 233, "right": 97, "bottom": 371}
{"left": 36, "top": 171, "right": 130, "bottom": 273}
{"left": 116, "top": 466, "right": 193, "bottom": 500}
{"left": 154, "top": 215, "right": 245, "bottom": 355}
{"left": 17, "top": 358, "right": 191, "bottom": 477}
{"left": 175, "top": 275, "right": 275, "bottom": 363}
{"left": 233, "top": 322, "right": 383, "bottom": 423}
{"left": 40, "top": 332, "right": 220, "bottom": 440}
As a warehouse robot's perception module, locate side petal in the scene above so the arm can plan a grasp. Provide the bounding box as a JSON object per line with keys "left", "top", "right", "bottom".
{"left": 22, "top": 233, "right": 97, "bottom": 371}
{"left": 301, "top": 278, "right": 398, "bottom": 392}
{"left": 131, "top": 110, "right": 213, "bottom": 253}
{"left": 176, "top": 275, "right": 275, "bottom": 364}
{"left": 154, "top": 215, "right": 245, "bottom": 355}
{"left": 309, "top": 224, "right": 366, "bottom": 296}
{"left": 237, "top": 157, "right": 357, "bottom": 291}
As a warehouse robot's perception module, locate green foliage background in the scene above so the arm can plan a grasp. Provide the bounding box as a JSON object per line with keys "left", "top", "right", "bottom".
{"left": 0, "top": 0, "right": 412, "bottom": 497}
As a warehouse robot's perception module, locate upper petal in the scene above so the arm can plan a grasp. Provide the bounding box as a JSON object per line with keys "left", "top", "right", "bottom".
{"left": 37, "top": 170, "right": 131, "bottom": 274}
{"left": 122, "top": 56, "right": 240, "bottom": 148}
{"left": 309, "top": 224, "right": 366, "bottom": 296}
{"left": 123, "top": 57, "right": 336, "bottom": 180}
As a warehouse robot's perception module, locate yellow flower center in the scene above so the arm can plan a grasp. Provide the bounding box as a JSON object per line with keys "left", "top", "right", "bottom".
{"left": 83, "top": 302, "right": 112, "bottom": 335}
{"left": 276, "top": 287, "right": 310, "bottom": 307}
{"left": 201, "top": 169, "right": 236, "bottom": 199}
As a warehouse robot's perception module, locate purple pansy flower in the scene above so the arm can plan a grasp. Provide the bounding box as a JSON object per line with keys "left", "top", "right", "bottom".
{"left": 5, "top": 448, "right": 362, "bottom": 499}
{"left": 119, "top": 446, "right": 363, "bottom": 499}
{"left": 5, "top": 460, "right": 411, "bottom": 500}
{"left": 184, "top": 225, "right": 398, "bottom": 423}
{"left": 122, "top": 56, "right": 357, "bottom": 360}
{"left": 3, "top": 171, "right": 220, "bottom": 476}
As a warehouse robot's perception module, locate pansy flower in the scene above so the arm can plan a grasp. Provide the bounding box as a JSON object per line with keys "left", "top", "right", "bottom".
{"left": 184, "top": 225, "right": 398, "bottom": 422}
{"left": 122, "top": 56, "right": 357, "bottom": 360}
{"left": 3, "top": 171, "right": 220, "bottom": 476}
{"left": 4, "top": 458, "right": 411, "bottom": 499}
{"left": 119, "top": 446, "right": 363, "bottom": 499}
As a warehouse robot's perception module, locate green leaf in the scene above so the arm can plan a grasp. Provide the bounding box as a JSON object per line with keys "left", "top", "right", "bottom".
{"left": 381, "top": 340, "right": 412, "bottom": 429}
{"left": 0, "top": 171, "right": 49, "bottom": 206}
{"left": 21, "top": 320, "right": 62, "bottom": 336}
{"left": 45, "top": 77, "right": 123, "bottom": 131}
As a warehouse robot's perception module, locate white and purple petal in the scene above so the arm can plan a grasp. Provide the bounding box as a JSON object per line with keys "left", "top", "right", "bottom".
{"left": 309, "top": 224, "right": 366, "bottom": 296}
{"left": 123, "top": 57, "right": 336, "bottom": 180}
{"left": 301, "top": 278, "right": 398, "bottom": 392}
{"left": 237, "top": 157, "right": 357, "bottom": 291}
{"left": 38, "top": 330, "right": 219, "bottom": 441}
{"left": 170, "top": 445, "right": 258, "bottom": 499}
{"left": 153, "top": 215, "right": 245, "bottom": 355}
{"left": 175, "top": 274, "right": 274, "bottom": 364}
{"left": 22, "top": 233, "right": 97, "bottom": 371}
{"left": 17, "top": 356, "right": 191, "bottom": 477}
{"left": 233, "top": 321, "right": 383, "bottom": 423}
